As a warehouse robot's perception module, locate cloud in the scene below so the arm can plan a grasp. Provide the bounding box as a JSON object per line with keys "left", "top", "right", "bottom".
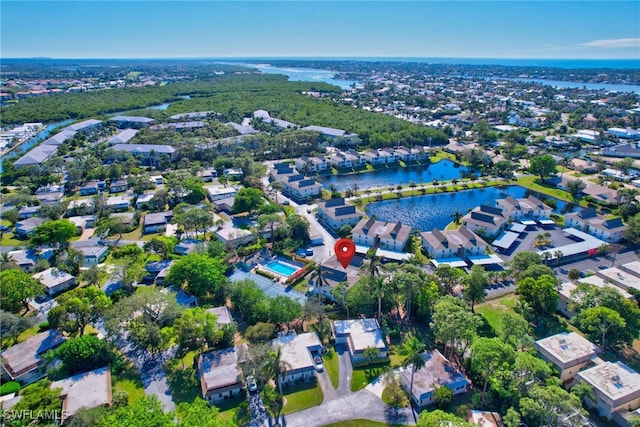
{"left": 578, "top": 38, "right": 640, "bottom": 48}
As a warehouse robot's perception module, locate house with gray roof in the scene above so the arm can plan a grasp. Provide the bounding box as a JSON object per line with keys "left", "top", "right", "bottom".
{"left": 496, "top": 195, "right": 552, "bottom": 220}
{"left": 1, "top": 330, "right": 66, "bottom": 385}
{"left": 62, "top": 119, "right": 102, "bottom": 133}
{"left": 33, "top": 268, "right": 77, "bottom": 296}
{"left": 15, "top": 217, "right": 46, "bottom": 237}
{"left": 13, "top": 144, "right": 58, "bottom": 168}
{"left": 534, "top": 332, "right": 599, "bottom": 382}
{"left": 461, "top": 205, "right": 507, "bottom": 238}
{"left": 109, "top": 116, "right": 155, "bottom": 128}
{"left": 351, "top": 217, "right": 412, "bottom": 252}
{"left": 565, "top": 208, "right": 628, "bottom": 243}
{"left": 75, "top": 245, "right": 109, "bottom": 266}
{"left": 107, "top": 128, "right": 138, "bottom": 144}
{"left": 51, "top": 367, "right": 112, "bottom": 422}
{"left": 42, "top": 130, "right": 76, "bottom": 146}
{"left": 143, "top": 211, "right": 173, "bottom": 234}
{"left": 421, "top": 227, "right": 488, "bottom": 260}
{"left": 7, "top": 249, "right": 54, "bottom": 272}
{"left": 198, "top": 345, "right": 247, "bottom": 404}
{"left": 272, "top": 333, "right": 322, "bottom": 384}
{"left": 302, "top": 125, "right": 356, "bottom": 138}
{"left": 399, "top": 349, "right": 469, "bottom": 408}
{"left": 110, "top": 144, "right": 175, "bottom": 162}
{"left": 316, "top": 198, "right": 363, "bottom": 230}
{"left": 333, "top": 319, "right": 387, "bottom": 364}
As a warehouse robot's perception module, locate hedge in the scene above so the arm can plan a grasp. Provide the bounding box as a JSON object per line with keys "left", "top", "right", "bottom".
{"left": 0, "top": 381, "right": 20, "bottom": 396}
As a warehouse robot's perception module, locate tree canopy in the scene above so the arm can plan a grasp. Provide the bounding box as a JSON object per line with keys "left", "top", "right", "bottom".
{"left": 166, "top": 253, "right": 229, "bottom": 304}
{"left": 0, "top": 269, "right": 44, "bottom": 313}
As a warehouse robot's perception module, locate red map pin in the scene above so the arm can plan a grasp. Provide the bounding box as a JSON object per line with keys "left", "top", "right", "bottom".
{"left": 334, "top": 238, "right": 356, "bottom": 268}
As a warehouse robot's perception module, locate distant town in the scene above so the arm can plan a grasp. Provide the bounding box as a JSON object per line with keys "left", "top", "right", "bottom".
{"left": 1, "top": 59, "right": 640, "bottom": 427}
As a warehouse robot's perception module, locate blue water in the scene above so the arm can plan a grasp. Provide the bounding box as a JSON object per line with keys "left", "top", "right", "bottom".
{"left": 513, "top": 78, "right": 640, "bottom": 94}
{"left": 321, "top": 160, "right": 467, "bottom": 192}
{"left": 248, "top": 64, "right": 359, "bottom": 90}
{"left": 264, "top": 260, "right": 300, "bottom": 277}
{"left": 364, "top": 186, "right": 573, "bottom": 232}
{"left": 0, "top": 119, "right": 73, "bottom": 172}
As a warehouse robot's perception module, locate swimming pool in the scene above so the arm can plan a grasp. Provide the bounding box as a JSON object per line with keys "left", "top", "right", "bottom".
{"left": 264, "top": 260, "right": 301, "bottom": 277}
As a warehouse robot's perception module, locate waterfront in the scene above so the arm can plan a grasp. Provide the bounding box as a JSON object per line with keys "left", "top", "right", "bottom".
{"left": 320, "top": 160, "right": 467, "bottom": 192}
{"left": 247, "top": 64, "right": 359, "bottom": 90}
{"left": 514, "top": 78, "right": 640, "bottom": 94}
{"left": 364, "top": 185, "right": 573, "bottom": 232}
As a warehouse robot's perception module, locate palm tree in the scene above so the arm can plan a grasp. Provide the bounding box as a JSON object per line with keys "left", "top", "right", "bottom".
{"left": 403, "top": 337, "right": 426, "bottom": 422}
{"left": 451, "top": 209, "right": 463, "bottom": 225}
{"left": 270, "top": 181, "right": 284, "bottom": 204}
{"left": 309, "top": 264, "right": 330, "bottom": 297}
{"left": 409, "top": 180, "right": 416, "bottom": 194}
{"left": 363, "top": 346, "right": 380, "bottom": 365}
{"left": 261, "top": 348, "right": 292, "bottom": 396}
{"left": 331, "top": 281, "right": 351, "bottom": 319}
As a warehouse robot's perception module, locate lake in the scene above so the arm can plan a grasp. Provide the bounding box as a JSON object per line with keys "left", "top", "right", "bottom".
{"left": 514, "top": 78, "right": 640, "bottom": 94}
{"left": 320, "top": 160, "right": 467, "bottom": 192}
{"left": 250, "top": 64, "right": 359, "bottom": 90}
{"left": 364, "top": 185, "right": 574, "bottom": 232}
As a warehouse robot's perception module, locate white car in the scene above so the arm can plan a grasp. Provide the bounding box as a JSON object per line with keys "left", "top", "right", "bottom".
{"left": 313, "top": 356, "right": 324, "bottom": 372}
{"left": 247, "top": 375, "right": 258, "bottom": 393}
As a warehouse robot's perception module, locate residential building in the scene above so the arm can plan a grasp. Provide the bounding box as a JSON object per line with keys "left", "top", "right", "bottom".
{"left": 15, "top": 217, "right": 46, "bottom": 237}
{"left": 13, "top": 144, "right": 58, "bottom": 168}
{"left": 461, "top": 205, "right": 507, "bottom": 238}
{"left": 75, "top": 245, "right": 109, "bottom": 266}
{"left": 206, "top": 186, "right": 237, "bottom": 202}
{"left": 608, "top": 128, "right": 640, "bottom": 140}
{"left": 351, "top": 217, "right": 412, "bottom": 252}
{"left": 135, "top": 193, "right": 155, "bottom": 210}
{"left": 18, "top": 206, "right": 40, "bottom": 220}
{"left": 301, "top": 125, "right": 356, "bottom": 139}
{"left": 601, "top": 143, "right": 640, "bottom": 159}
{"left": 576, "top": 361, "right": 640, "bottom": 421}
{"left": 215, "top": 227, "right": 256, "bottom": 249}
{"left": 107, "top": 128, "right": 138, "bottom": 144}
{"left": 295, "top": 156, "right": 328, "bottom": 173}
{"left": 534, "top": 332, "right": 599, "bottom": 382}
{"left": 66, "top": 199, "right": 95, "bottom": 216}
{"left": 110, "top": 144, "right": 176, "bottom": 162}
{"left": 6, "top": 249, "right": 54, "bottom": 272}
{"left": 33, "top": 268, "right": 77, "bottom": 296}
{"left": 143, "top": 211, "right": 173, "bottom": 234}
{"left": 108, "top": 116, "right": 155, "bottom": 128}
{"left": 79, "top": 181, "right": 102, "bottom": 196}
{"left": 272, "top": 333, "right": 322, "bottom": 384}
{"left": 1, "top": 330, "right": 66, "bottom": 385}
{"left": 565, "top": 209, "right": 628, "bottom": 243}
{"left": 596, "top": 265, "right": 640, "bottom": 293}
{"left": 198, "top": 345, "right": 247, "bottom": 404}
{"left": 333, "top": 319, "right": 388, "bottom": 364}
{"left": 421, "top": 227, "right": 488, "bottom": 259}
{"left": 62, "top": 119, "right": 102, "bottom": 133}
{"left": 467, "top": 410, "right": 502, "bottom": 427}
{"left": 143, "top": 260, "right": 173, "bottom": 285}
{"left": 571, "top": 159, "right": 599, "bottom": 174}
{"left": 50, "top": 367, "right": 112, "bottom": 423}
{"left": 399, "top": 349, "right": 469, "bottom": 408}
{"left": 105, "top": 195, "right": 130, "bottom": 212}
{"left": 207, "top": 306, "right": 233, "bottom": 326}
{"left": 496, "top": 195, "right": 552, "bottom": 220}
{"left": 175, "top": 239, "right": 204, "bottom": 255}
{"left": 109, "top": 179, "right": 128, "bottom": 193}
{"left": 316, "top": 198, "right": 363, "bottom": 230}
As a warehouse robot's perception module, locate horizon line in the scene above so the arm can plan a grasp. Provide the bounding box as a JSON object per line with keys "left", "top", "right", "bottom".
{"left": 4, "top": 56, "right": 640, "bottom": 61}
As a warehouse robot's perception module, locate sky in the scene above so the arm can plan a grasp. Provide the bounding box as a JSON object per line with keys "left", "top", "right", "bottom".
{"left": 2, "top": 1, "right": 640, "bottom": 59}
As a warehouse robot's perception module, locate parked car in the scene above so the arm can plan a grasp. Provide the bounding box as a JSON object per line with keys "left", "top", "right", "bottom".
{"left": 247, "top": 375, "right": 258, "bottom": 393}
{"left": 282, "top": 200, "right": 290, "bottom": 205}
{"left": 313, "top": 356, "right": 323, "bottom": 372}
{"left": 305, "top": 248, "right": 314, "bottom": 256}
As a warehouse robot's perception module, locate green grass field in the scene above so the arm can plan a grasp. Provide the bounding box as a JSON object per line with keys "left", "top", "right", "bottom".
{"left": 282, "top": 381, "right": 324, "bottom": 414}
{"left": 324, "top": 348, "right": 340, "bottom": 389}
{"left": 351, "top": 361, "right": 391, "bottom": 392}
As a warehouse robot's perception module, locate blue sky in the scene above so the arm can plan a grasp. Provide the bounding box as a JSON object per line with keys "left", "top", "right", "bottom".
{"left": 2, "top": 1, "right": 639, "bottom": 59}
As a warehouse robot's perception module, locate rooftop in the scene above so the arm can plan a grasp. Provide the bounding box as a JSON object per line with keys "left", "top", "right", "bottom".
{"left": 198, "top": 345, "right": 245, "bottom": 393}
{"left": 399, "top": 349, "right": 469, "bottom": 399}
{"left": 1, "top": 330, "right": 66, "bottom": 379}
{"left": 333, "top": 319, "right": 386, "bottom": 352}
{"left": 273, "top": 332, "right": 321, "bottom": 372}
{"left": 207, "top": 306, "right": 233, "bottom": 325}
{"left": 33, "top": 268, "right": 76, "bottom": 290}
{"left": 577, "top": 361, "right": 640, "bottom": 404}
{"left": 50, "top": 367, "right": 112, "bottom": 418}
{"left": 534, "top": 332, "right": 599, "bottom": 367}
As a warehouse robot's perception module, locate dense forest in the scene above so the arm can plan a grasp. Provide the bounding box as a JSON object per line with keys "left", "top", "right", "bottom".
{"left": 1, "top": 74, "right": 447, "bottom": 147}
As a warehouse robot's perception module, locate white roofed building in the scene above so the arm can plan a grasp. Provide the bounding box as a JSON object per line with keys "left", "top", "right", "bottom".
{"left": 333, "top": 319, "right": 388, "bottom": 364}
{"left": 272, "top": 333, "right": 322, "bottom": 385}
{"left": 534, "top": 332, "right": 599, "bottom": 382}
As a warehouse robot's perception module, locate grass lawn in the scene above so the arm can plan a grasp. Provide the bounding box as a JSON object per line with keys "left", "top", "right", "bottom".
{"left": 475, "top": 294, "right": 518, "bottom": 334}
{"left": 282, "top": 381, "right": 323, "bottom": 415}
{"left": 516, "top": 176, "right": 581, "bottom": 204}
{"left": 293, "top": 279, "right": 309, "bottom": 295}
{"left": 214, "top": 395, "right": 246, "bottom": 424}
{"left": 351, "top": 361, "right": 391, "bottom": 392}
{"left": 1, "top": 232, "right": 24, "bottom": 246}
{"left": 324, "top": 348, "right": 340, "bottom": 389}
{"left": 1, "top": 324, "right": 40, "bottom": 350}
{"left": 165, "top": 358, "right": 200, "bottom": 413}
{"left": 112, "top": 357, "right": 145, "bottom": 404}
{"left": 324, "top": 420, "right": 410, "bottom": 427}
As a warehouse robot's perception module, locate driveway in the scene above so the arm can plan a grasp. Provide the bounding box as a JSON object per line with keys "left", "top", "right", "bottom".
{"left": 280, "top": 388, "right": 414, "bottom": 427}
{"left": 335, "top": 344, "right": 353, "bottom": 397}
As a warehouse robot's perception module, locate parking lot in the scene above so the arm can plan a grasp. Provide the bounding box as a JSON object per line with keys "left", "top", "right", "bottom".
{"left": 554, "top": 248, "right": 639, "bottom": 283}
{"left": 499, "top": 224, "right": 576, "bottom": 261}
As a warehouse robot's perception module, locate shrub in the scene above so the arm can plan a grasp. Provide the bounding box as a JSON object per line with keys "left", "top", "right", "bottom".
{"left": 0, "top": 381, "right": 20, "bottom": 396}
{"left": 245, "top": 322, "right": 276, "bottom": 343}
{"left": 38, "top": 321, "right": 50, "bottom": 332}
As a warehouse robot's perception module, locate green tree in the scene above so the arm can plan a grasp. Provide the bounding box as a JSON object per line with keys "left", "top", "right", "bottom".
{"left": 268, "top": 296, "right": 302, "bottom": 326}
{"left": 79, "top": 265, "right": 106, "bottom": 287}
{"left": 95, "top": 216, "right": 130, "bottom": 240}
{"left": 261, "top": 384, "right": 284, "bottom": 425}
{"left": 0, "top": 269, "right": 44, "bottom": 313}
{"left": 230, "top": 279, "right": 270, "bottom": 323}
{"left": 166, "top": 253, "right": 229, "bottom": 303}
{"left": 464, "top": 265, "right": 487, "bottom": 313}
{"left": 98, "top": 395, "right": 175, "bottom": 427}
{"left": 285, "top": 214, "right": 310, "bottom": 241}
{"left": 29, "top": 219, "right": 77, "bottom": 249}
{"left": 470, "top": 337, "right": 515, "bottom": 406}
{"left": 517, "top": 274, "right": 558, "bottom": 315}
{"left": 431, "top": 296, "right": 481, "bottom": 360}
{"left": 309, "top": 264, "right": 330, "bottom": 298}
{"left": 55, "top": 335, "right": 114, "bottom": 374}
{"left": 566, "top": 179, "right": 587, "bottom": 198}
{"left": 580, "top": 306, "right": 626, "bottom": 349}
{"left": 233, "top": 187, "right": 265, "bottom": 213}
{"left": 261, "top": 348, "right": 291, "bottom": 396}
{"left": 0, "top": 310, "right": 34, "bottom": 345}
{"left": 519, "top": 384, "right": 584, "bottom": 427}
{"left": 177, "top": 398, "right": 226, "bottom": 427}
{"left": 245, "top": 322, "right": 276, "bottom": 343}
{"left": 627, "top": 213, "right": 640, "bottom": 244}
{"left": 48, "top": 287, "right": 111, "bottom": 336}
{"left": 615, "top": 156, "right": 635, "bottom": 174}
{"left": 434, "top": 264, "right": 463, "bottom": 295}
{"left": 174, "top": 307, "right": 219, "bottom": 353}
{"left": 11, "top": 380, "right": 63, "bottom": 424}
{"left": 434, "top": 384, "right": 453, "bottom": 408}
{"left": 568, "top": 268, "right": 581, "bottom": 281}
{"left": 331, "top": 281, "right": 351, "bottom": 319}
{"left": 503, "top": 408, "right": 521, "bottom": 427}
{"left": 529, "top": 154, "right": 557, "bottom": 181}
{"left": 498, "top": 311, "right": 533, "bottom": 350}
{"left": 363, "top": 346, "right": 380, "bottom": 365}
{"left": 508, "top": 251, "right": 542, "bottom": 277}
{"left": 403, "top": 336, "right": 426, "bottom": 420}
{"left": 417, "top": 410, "right": 471, "bottom": 427}
{"left": 143, "top": 236, "right": 175, "bottom": 259}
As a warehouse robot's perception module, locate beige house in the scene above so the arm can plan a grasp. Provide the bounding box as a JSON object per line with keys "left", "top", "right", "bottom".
{"left": 351, "top": 217, "right": 412, "bottom": 252}
{"left": 576, "top": 361, "right": 640, "bottom": 421}
{"left": 534, "top": 332, "right": 599, "bottom": 382}
{"left": 198, "top": 345, "right": 247, "bottom": 404}
{"left": 272, "top": 333, "right": 322, "bottom": 384}
{"left": 333, "top": 319, "right": 388, "bottom": 364}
